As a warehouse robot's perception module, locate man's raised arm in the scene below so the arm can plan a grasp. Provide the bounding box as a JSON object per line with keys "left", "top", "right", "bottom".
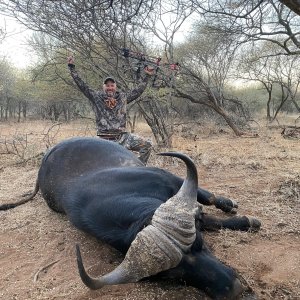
{"left": 67, "top": 55, "right": 97, "bottom": 102}
{"left": 126, "top": 66, "right": 154, "bottom": 103}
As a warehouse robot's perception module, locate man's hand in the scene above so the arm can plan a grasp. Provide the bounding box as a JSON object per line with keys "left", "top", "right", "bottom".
{"left": 67, "top": 55, "right": 75, "bottom": 65}
{"left": 67, "top": 55, "right": 75, "bottom": 71}
{"left": 144, "top": 65, "right": 155, "bottom": 76}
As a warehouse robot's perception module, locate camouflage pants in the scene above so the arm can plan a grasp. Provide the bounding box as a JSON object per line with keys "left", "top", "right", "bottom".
{"left": 118, "top": 132, "right": 152, "bottom": 165}
{"left": 98, "top": 132, "right": 152, "bottom": 165}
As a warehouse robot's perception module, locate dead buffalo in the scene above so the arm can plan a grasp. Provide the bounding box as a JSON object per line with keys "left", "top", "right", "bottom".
{"left": 0, "top": 137, "right": 261, "bottom": 299}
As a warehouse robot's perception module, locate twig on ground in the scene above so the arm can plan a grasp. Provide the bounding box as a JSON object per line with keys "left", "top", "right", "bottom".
{"left": 42, "top": 123, "right": 62, "bottom": 148}
{"left": 33, "top": 259, "right": 60, "bottom": 283}
{"left": 13, "top": 152, "right": 44, "bottom": 166}
{"left": 0, "top": 135, "right": 28, "bottom": 159}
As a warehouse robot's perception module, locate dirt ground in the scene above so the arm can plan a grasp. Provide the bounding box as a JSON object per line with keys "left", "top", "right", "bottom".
{"left": 0, "top": 120, "right": 299, "bottom": 300}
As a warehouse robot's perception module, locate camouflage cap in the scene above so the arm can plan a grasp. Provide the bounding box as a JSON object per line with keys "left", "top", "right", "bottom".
{"left": 103, "top": 77, "right": 116, "bottom": 84}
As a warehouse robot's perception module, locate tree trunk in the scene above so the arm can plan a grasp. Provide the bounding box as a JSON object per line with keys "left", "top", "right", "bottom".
{"left": 175, "top": 87, "right": 247, "bottom": 136}
{"left": 17, "top": 101, "right": 21, "bottom": 122}
{"left": 270, "top": 86, "right": 289, "bottom": 123}
{"left": 291, "top": 99, "right": 300, "bottom": 112}
{"left": 23, "top": 102, "right": 27, "bottom": 119}
{"left": 213, "top": 106, "right": 245, "bottom": 136}
{"left": 128, "top": 111, "right": 138, "bottom": 133}
{"left": 62, "top": 104, "right": 68, "bottom": 122}
{"left": 5, "top": 98, "right": 9, "bottom": 121}
{"left": 266, "top": 89, "right": 272, "bottom": 122}
{"left": 138, "top": 97, "right": 173, "bottom": 147}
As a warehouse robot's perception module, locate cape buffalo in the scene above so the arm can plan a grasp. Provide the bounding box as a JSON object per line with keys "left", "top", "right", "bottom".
{"left": 0, "top": 137, "right": 261, "bottom": 299}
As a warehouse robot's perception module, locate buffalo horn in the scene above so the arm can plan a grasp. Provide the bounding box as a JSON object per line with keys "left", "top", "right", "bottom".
{"left": 76, "top": 152, "right": 199, "bottom": 289}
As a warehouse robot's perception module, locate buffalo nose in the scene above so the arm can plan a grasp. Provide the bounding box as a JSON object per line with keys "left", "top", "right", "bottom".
{"left": 230, "top": 278, "right": 244, "bottom": 299}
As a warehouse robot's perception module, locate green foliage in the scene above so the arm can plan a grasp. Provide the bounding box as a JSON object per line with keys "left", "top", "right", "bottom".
{"left": 230, "top": 84, "right": 267, "bottom": 113}
{"left": 0, "top": 58, "right": 16, "bottom": 95}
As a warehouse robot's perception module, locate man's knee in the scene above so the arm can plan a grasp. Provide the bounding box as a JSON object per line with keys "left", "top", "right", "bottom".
{"left": 143, "top": 140, "right": 152, "bottom": 150}
{"left": 138, "top": 140, "right": 152, "bottom": 164}
{"left": 127, "top": 134, "right": 151, "bottom": 150}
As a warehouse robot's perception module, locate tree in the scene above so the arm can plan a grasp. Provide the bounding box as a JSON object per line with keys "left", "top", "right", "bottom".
{"left": 30, "top": 52, "right": 89, "bottom": 122}
{"left": 172, "top": 25, "right": 249, "bottom": 136}
{"left": 192, "top": 0, "right": 300, "bottom": 56}
{"left": 238, "top": 43, "right": 300, "bottom": 122}
{"left": 1, "top": 1, "right": 193, "bottom": 143}
{"left": 133, "top": 0, "right": 195, "bottom": 145}
{"left": 0, "top": 0, "right": 158, "bottom": 88}
{"left": 0, "top": 59, "right": 16, "bottom": 120}
{"left": 13, "top": 71, "right": 33, "bottom": 121}
{"left": 2, "top": 0, "right": 298, "bottom": 138}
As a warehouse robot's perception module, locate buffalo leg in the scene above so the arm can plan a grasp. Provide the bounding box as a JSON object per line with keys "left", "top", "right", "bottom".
{"left": 197, "top": 189, "right": 238, "bottom": 213}
{"left": 196, "top": 212, "right": 261, "bottom": 232}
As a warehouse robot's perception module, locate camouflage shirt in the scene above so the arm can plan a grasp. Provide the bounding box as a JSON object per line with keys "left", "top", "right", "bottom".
{"left": 69, "top": 65, "right": 149, "bottom": 134}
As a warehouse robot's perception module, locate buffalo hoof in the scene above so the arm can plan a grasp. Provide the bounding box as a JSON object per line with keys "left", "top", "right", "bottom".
{"left": 215, "top": 196, "right": 238, "bottom": 214}
{"left": 226, "top": 278, "right": 245, "bottom": 300}
{"left": 246, "top": 217, "right": 261, "bottom": 232}
{"left": 238, "top": 273, "right": 258, "bottom": 300}
{"left": 241, "top": 292, "right": 258, "bottom": 300}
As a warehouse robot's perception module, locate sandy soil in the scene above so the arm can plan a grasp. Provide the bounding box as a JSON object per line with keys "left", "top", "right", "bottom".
{"left": 0, "top": 120, "right": 299, "bottom": 300}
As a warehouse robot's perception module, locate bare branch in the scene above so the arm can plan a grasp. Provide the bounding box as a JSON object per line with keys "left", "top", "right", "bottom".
{"left": 278, "top": 0, "right": 300, "bottom": 16}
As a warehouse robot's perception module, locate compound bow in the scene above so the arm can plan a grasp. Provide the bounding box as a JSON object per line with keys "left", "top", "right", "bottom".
{"left": 119, "top": 48, "right": 180, "bottom": 88}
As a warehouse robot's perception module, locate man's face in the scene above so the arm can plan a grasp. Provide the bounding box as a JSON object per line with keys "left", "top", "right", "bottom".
{"left": 103, "top": 81, "right": 117, "bottom": 97}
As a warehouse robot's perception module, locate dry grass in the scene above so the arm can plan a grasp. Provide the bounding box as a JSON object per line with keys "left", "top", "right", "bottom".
{"left": 0, "top": 119, "right": 299, "bottom": 300}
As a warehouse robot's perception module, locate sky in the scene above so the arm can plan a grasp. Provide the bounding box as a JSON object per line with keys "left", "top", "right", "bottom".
{"left": 0, "top": 14, "right": 193, "bottom": 70}
{"left": 0, "top": 16, "right": 36, "bottom": 69}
